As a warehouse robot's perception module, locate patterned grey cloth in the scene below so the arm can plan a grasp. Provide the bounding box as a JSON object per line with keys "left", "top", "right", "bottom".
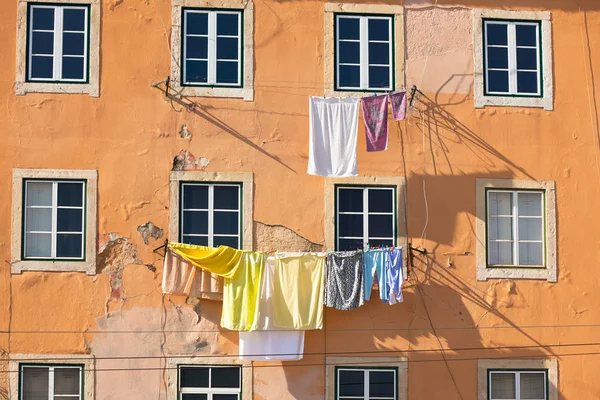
{"left": 324, "top": 251, "right": 364, "bottom": 310}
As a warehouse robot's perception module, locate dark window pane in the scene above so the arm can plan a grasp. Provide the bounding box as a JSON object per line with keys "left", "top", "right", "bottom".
{"left": 339, "top": 214, "right": 363, "bottom": 238}
{"left": 214, "top": 186, "right": 239, "bottom": 210}
{"left": 182, "top": 235, "right": 208, "bottom": 246}
{"left": 368, "top": 189, "right": 393, "bottom": 213}
{"left": 216, "top": 61, "right": 239, "bottom": 84}
{"left": 180, "top": 367, "right": 209, "bottom": 388}
{"left": 487, "top": 47, "right": 508, "bottom": 69}
{"left": 369, "top": 42, "right": 389, "bottom": 65}
{"left": 369, "top": 370, "right": 395, "bottom": 397}
{"left": 338, "top": 17, "right": 359, "bottom": 40}
{"left": 217, "top": 37, "right": 239, "bottom": 60}
{"left": 517, "top": 48, "right": 537, "bottom": 70}
{"left": 32, "top": 7, "right": 55, "bottom": 30}
{"left": 486, "top": 23, "right": 508, "bottom": 45}
{"left": 214, "top": 236, "right": 239, "bottom": 249}
{"left": 212, "top": 367, "right": 240, "bottom": 388}
{"left": 369, "top": 215, "right": 393, "bottom": 238}
{"left": 186, "top": 61, "right": 208, "bottom": 83}
{"left": 56, "top": 234, "right": 83, "bottom": 258}
{"left": 369, "top": 66, "right": 390, "bottom": 88}
{"left": 217, "top": 13, "right": 239, "bottom": 36}
{"left": 183, "top": 211, "right": 208, "bottom": 235}
{"left": 31, "top": 56, "right": 54, "bottom": 79}
{"left": 516, "top": 24, "right": 538, "bottom": 47}
{"left": 338, "top": 238, "right": 364, "bottom": 251}
{"left": 183, "top": 185, "right": 208, "bottom": 209}
{"left": 339, "top": 65, "right": 360, "bottom": 88}
{"left": 338, "top": 188, "right": 363, "bottom": 212}
{"left": 368, "top": 238, "right": 394, "bottom": 248}
{"left": 57, "top": 209, "right": 83, "bottom": 232}
{"left": 339, "top": 370, "right": 364, "bottom": 396}
{"left": 517, "top": 71, "right": 538, "bottom": 94}
{"left": 368, "top": 18, "right": 390, "bottom": 41}
{"left": 54, "top": 368, "right": 80, "bottom": 395}
{"left": 186, "top": 36, "right": 208, "bottom": 59}
{"left": 22, "top": 367, "right": 49, "bottom": 399}
{"left": 63, "top": 32, "right": 85, "bottom": 56}
{"left": 58, "top": 182, "right": 83, "bottom": 207}
{"left": 32, "top": 32, "right": 54, "bottom": 55}
{"left": 63, "top": 8, "right": 86, "bottom": 31}
{"left": 62, "top": 57, "right": 84, "bottom": 80}
{"left": 213, "top": 395, "right": 238, "bottom": 400}
{"left": 214, "top": 211, "right": 239, "bottom": 235}
{"left": 182, "top": 395, "right": 208, "bottom": 400}
{"left": 185, "top": 12, "right": 208, "bottom": 35}
{"left": 487, "top": 70, "right": 509, "bottom": 93}
{"left": 338, "top": 41, "right": 360, "bottom": 64}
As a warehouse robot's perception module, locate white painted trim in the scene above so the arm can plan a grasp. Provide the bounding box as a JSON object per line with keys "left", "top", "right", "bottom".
{"left": 476, "top": 178, "right": 557, "bottom": 282}
{"left": 473, "top": 8, "right": 553, "bottom": 110}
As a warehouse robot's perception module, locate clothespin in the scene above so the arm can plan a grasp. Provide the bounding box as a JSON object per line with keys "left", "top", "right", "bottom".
{"left": 374, "top": 92, "right": 377, "bottom": 97}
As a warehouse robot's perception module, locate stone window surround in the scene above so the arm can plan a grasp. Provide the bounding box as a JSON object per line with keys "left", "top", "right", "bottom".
{"left": 324, "top": 3, "right": 405, "bottom": 98}
{"left": 325, "top": 356, "right": 408, "bottom": 400}
{"left": 170, "top": 0, "right": 254, "bottom": 101}
{"left": 324, "top": 176, "right": 407, "bottom": 276}
{"left": 10, "top": 354, "right": 96, "bottom": 400}
{"left": 476, "top": 178, "right": 557, "bottom": 282}
{"left": 167, "top": 356, "right": 252, "bottom": 400}
{"left": 11, "top": 169, "right": 98, "bottom": 275}
{"left": 15, "top": 0, "right": 101, "bottom": 97}
{"left": 472, "top": 8, "right": 553, "bottom": 110}
{"left": 478, "top": 359, "right": 558, "bottom": 400}
{"left": 169, "top": 171, "right": 253, "bottom": 250}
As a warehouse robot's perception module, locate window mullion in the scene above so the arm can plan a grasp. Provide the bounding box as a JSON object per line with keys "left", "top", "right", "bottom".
{"left": 513, "top": 192, "right": 519, "bottom": 265}
{"left": 364, "top": 369, "right": 370, "bottom": 400}
{"left": 363, "top": 188, "right": 369, "bottom": 249}
{"left": 208, "top": 185, "right": 214, "bottom": 247}
{"left": 49, "top": 367, "right": 55, "bottom": 400}
{"left": 360, "top": 17, "right": 368, "bottom": 89}
{"left": 55, "top": 7, "right": 63, "bottom": 80}
{"left": 508, "top": 23, "right": 518, "bottom": 94}
{"left": 515, "top": 371, "right": 521, "bottom": 400}
{"left": 51, "top": 182, "right": 58, "bottom": 258}
{"left": 208, "top": 12, "right": 217, "bottom": 84}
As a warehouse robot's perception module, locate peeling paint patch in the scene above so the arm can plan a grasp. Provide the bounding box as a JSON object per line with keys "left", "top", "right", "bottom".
{"left": 179, "top": 124, "right": 192, "bottom": 139}
{"left": 137, "top": 221, "right": 164, "bottom": 245}
{"left": 97, "top": 234, "right": 141, "bottom": 300}
{"left": 172, "top": 150, "right": 210, "bottom": 171}
{"left": 255, "top": 221, "right": 323, "bottom": 253}
{"left": 108, "top": 0, "right": 124, "bottom": 12}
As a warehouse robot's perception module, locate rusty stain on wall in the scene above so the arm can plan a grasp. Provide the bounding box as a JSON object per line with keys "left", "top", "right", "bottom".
{"left": 137, "top": 221, "right": 164, "bottom": 245}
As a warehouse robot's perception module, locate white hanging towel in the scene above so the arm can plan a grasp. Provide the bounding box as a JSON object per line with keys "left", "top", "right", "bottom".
{"left": 307, "top": 96, "right": 360, "bottom": 177}
{"left": 239, "top": 257, "right": 305, "bottom": 361}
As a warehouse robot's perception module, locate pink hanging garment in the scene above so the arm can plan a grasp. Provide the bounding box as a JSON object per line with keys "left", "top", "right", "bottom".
{"left": 361, "top": 95, "right": 389, "bottom": 152}
{"left": 390, "top": 90, "right": 407, "bottom": 121}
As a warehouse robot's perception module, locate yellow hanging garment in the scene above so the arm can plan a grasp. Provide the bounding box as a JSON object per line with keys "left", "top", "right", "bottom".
{"left": 168, "top": 243, "right": 242, "bottom": 279}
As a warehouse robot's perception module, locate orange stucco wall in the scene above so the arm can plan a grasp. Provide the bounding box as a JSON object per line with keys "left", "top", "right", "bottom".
{"left": 2, "top": 0, "right": 600, "bottom": 399}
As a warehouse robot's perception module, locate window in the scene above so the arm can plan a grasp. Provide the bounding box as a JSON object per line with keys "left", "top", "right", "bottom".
{"left": 337, "top": 368, "right": 396, "bottom": 400}
{"left": 169, "top": 171, "right": 253, "bottom": 250}
{"left": 484, "top": 20, "right": 541, "bottom": 96}
{"left": 178, "top": 365, "right": 241, "bottom": 399}
{"left": 182, "top": 9, "right": 243, "bottom": 87}
{"left": 335, "top": 14, "right": 393, "bottom": 91}
{"left": 489, "top": 370, "right": 547, "bottom": 400}
{"left": 473, "top": 9, "right": 553, "bottom": 110}
{"left": 487, "top": 190, "right": 544, "bottom": 267}
{"left": 23, "top": 180, "right": 86, "bottom": 260}
{"left": 20, "top": 364, "right": 83, "bottom": 400}
{"left": 11, "top": 169, "right": 98, "bottom": 275}
{"left": 27, "top": 4, "right": 89, "bottom": 83}
{"left": 475, "top": 179, "right": 556, "bottom": 282}
{"left": 335, "top": 186, "right": 396, "bottom": 251}
{"left": 180, "top": 182, "right": 242, "bottom": 249}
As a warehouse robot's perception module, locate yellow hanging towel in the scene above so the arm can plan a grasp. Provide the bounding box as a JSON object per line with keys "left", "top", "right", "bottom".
{"left": 272, "top": 254, "right": 326, "bottom": 330}
{"left": 168, "top": 243, "right": 265, "bottom": 331}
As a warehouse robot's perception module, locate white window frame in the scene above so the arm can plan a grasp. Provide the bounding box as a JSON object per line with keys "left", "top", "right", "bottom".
{"left": 335, "top": 14, "right": 393, "bottom": 91}
{"left": 488, "top": 370, "right": 547, "bottom": 400}
{"left": 27, "top": 4, "right": 89, "bottom": 83}
{"left": 180, "top": 182, "right": 242, "bottom": 248}
{"left": 478, "top": 359, "right": 557, "bottom": 400}
{"left": 20, "top": 364, "right": 83, "bottom": 400}
{"left": 336, "top": 367, "right": 397, "bottom": 400}
{"left": 473, "top": 9, "right": 553, "bottom": 110}
{"left": 11, "top": 169, "right": 98, "bottom": 275}
{"left": 182, "top": 9, "right": 243, "bottom": 87}
{"left": 486, "top": 190, "right": 545, "bottom": 267}
{"left": 335, "top": 186, "right": 396, "bottom": 250}
{"left": 484, "top": 20, "right": 541, "bottom": 96}
{"left": 23, "top": 179, "right": 86, "bottom": 260}
{"left": 178, "top": 365, "right": 241, "bottom": 399}
{"left": 476, "top": 179, "right": 557, "bottom": 282}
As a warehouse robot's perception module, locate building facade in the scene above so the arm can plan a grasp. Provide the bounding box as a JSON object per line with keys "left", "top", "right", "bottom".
{"left": 1, "top": 0, "right": 599, "bottom": 398}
